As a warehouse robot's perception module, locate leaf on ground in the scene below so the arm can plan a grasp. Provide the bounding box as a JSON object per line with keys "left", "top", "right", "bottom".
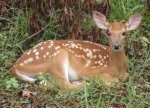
{"left": 64, "top": 6, "right": 69, "bottom": 15}
{"left": 22, "top": 89, "right": 33, "bottom": 98}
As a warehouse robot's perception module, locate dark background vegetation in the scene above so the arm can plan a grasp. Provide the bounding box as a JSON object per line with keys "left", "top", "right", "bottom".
{"left": 0, "top": 0, "right": 150, "bottom": 107}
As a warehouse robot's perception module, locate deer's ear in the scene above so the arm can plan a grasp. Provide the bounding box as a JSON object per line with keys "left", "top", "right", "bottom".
{"left": 126, "top": 13, "right": 142, "bottom": 31}
{"left": 93, "top": 11, "right": 108, "bottom": 30}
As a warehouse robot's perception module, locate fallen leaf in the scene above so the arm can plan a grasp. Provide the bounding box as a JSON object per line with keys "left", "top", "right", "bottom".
{"left": 64, "top": 6, "right": 69, "bottom": 15}
{"left": 22, "top": 89, "right": 33, "bottom": 98}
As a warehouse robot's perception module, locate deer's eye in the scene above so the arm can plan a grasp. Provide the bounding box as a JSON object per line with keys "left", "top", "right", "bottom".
{"left": 106, "top": 29, "right": 112, "bottom": 36}
{"left": 122, "top": 32, "right": 126, "bottom": 36}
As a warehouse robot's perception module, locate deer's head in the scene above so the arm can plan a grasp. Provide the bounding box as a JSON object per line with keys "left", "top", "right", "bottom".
{"left": 93, "top": 11, "right": 142, "bottom": 52}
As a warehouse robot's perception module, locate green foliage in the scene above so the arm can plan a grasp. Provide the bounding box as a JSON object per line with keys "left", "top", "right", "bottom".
{"left": 37, "top": 72, "right": 49, "bottom": 86}
{"left": 110, "top": 0, "right": 145, "bottom": 21}
{"left": 5, "top": 78, "right": 20, "bottom": 89}
{"left": 81, "top": 13, "right": 94, "bottom": 30}
{"left": 37, "top": 72, "right": 49, "bottom": 82}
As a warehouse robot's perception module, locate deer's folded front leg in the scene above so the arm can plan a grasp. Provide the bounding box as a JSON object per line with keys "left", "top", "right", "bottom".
{"left": 119, "top": 72, "right": 129, "bottom": 81}
{"left": 51, "top": 50, "right": 83, "bottom": 90}
{"left": 57, "top": 78, "right": 83, "bottom": 90}
{"left": 53, "top": 69, "right": 83, "bottom": 90}
{"left": 79, "top": 67, "right": 118, "bottom": 85}
{"left": 99, "top": 73, "right": 119, "bottom": 85}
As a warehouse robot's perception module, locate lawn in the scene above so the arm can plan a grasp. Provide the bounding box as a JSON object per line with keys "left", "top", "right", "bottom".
{"left": 0, "top": 0, "right": 150, "bottom": 107}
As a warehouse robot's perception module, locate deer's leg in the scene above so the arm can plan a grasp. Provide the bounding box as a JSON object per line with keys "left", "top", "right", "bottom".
{"left": 80, "top": 68, "right": 119, "bottom": 84}
{"left": 12, "top": 60, "right": 50, "bottom": 83}
{"left": 37, "top": 79, "right": 82, "bottom": 90}
{"left": 51, "top": 50, "right": 83, "bottom": 90}
{"left": 57, "top": 78, "right": 83, "bottom": 90}
{"left": 53, "top": 69, "right": 83, "bottom": 90}
{"left": 119, "top": 72, "right": 129, "bottom": 81}
{"left": 99, "top": 73, "right": 118, "bottom": 85}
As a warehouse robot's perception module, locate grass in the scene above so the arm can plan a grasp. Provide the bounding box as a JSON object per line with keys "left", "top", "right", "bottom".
{"left": 0, "top": 0, "right": 150, "bottom": 107}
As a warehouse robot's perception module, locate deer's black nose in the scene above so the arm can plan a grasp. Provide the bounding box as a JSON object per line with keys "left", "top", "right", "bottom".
{"left": 113, "top": 44, "right": 121, "bottom": 51}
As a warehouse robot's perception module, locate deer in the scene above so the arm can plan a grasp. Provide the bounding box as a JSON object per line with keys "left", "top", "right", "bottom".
{"left": 12, "top": 11, "right": 142, "bottom": 90}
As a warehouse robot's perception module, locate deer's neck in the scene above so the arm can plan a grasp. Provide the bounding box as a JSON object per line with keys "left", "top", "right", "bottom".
{"left": 108, "top": 48, "right": 127, "bottom": 67}
{"left": 107, "top": 47, "right": 128, "bottom": 79}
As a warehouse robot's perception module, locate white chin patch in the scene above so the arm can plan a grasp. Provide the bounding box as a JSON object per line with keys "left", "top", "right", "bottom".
{"left": 16, "top": 70, "right": 37, "bottom": 83}
{"left": 113, "top": 49, "right": 121, "bottom": 52}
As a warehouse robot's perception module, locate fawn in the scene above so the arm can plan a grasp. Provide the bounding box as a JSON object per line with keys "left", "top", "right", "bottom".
{"left": 12, "top": 11, "right": 142, "bottom": 90}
